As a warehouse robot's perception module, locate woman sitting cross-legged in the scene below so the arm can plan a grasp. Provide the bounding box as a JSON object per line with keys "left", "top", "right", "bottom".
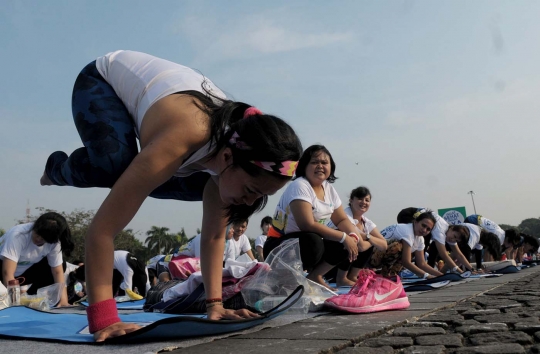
{"left": 263, "top": 145, "right": 363, "bottom": 290}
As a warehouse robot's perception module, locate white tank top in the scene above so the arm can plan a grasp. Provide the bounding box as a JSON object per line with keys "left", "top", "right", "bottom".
{"left": 95, "top": 50, "right": 227, "bottom": 177}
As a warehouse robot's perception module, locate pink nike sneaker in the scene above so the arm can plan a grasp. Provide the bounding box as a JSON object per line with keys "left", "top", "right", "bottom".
{"left": 325, "top": 269, "right": 410, "bottom": 313}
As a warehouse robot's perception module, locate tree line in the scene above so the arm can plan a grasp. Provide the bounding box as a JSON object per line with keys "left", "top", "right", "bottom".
{"left": 0, "top": 207, "right": 199, "bottom": 264}
{"left": 499, "top": 217, "right": 540, "bottom": 237}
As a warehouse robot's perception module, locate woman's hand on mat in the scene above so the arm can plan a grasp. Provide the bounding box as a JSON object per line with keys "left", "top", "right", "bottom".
{"left": 343, "top": 236, "right": 358, "bottom": 262}
{"left": 207, "top": 306, "right": 260, "bottom": 321}
{"left": 94, "top": 322, "right": 141, "bottom": 342}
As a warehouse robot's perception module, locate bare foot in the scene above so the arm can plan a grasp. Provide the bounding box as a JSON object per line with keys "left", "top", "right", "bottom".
{"left": 307, "top": 274, "right": 337, "bottom": 291}
{"left": 40, "top": 171, "right": 53, "bottom": 186}
{"left": 336, "top": 278, "right": 356, "bottom": 287}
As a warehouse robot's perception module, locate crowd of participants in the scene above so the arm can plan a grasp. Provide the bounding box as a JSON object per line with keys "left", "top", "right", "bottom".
{"left": 23, "top": 49, "right": 540, "bottom": 340}
{"left": 2, "top": 145, "right": 537, "bottom": 311}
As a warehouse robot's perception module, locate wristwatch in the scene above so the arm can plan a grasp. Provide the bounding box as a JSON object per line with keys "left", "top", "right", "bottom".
{"left": 365, "top": 233, "right": 371, "bottom": 240}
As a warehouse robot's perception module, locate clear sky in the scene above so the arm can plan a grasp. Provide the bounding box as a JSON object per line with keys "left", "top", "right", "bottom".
{"left": 1, "top": 1, "right": 539, "bottom": 241}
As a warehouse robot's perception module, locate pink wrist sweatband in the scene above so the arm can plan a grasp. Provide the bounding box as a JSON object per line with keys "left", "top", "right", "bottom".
{"left": 86, "top": 298, "right": 121, "bottom": 333}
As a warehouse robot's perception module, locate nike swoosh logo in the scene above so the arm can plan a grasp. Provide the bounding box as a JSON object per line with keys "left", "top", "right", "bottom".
{"left": 374, "top": 287, "right": 399, "bottom": 301}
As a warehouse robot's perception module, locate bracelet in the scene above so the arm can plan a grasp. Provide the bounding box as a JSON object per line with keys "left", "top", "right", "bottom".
{"left": 206, "top": 302, "right": 223, "bottom": 309}
{"left": 348, "top": 233, "right": 360, "bottom": 242}
{"left": 339, "top": 232, "right": 347, "bottom": 244}
{"left": 86, "top": 298, "right": 121, "bottom": 334}
{"left": 205, "top": 298, "right": 223, "bottom": 304}
{"left": 423, "top": 273, "right": 429, "bottom": 279}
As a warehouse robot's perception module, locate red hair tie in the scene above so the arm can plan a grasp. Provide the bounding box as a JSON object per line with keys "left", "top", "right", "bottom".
{"left": 243, "top": 106, "right": 263, "bottom": 119}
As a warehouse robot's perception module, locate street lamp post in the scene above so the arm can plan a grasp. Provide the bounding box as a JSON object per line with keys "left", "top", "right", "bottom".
{"left": 467, "top": 191, "right": 477, "bottom": 214}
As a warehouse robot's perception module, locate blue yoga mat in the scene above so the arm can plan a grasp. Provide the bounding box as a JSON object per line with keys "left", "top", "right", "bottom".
{"left": 0, "top": 286, "right": 304, "bottom": 344}
{"left": 81, "top": 299, "right": 146, "bottom": 310}
{"left": 494, "top": 265, "right": 520, "bottom": 274}
{"left": 404, "top": 280, "right": 450, "bottom": 292}
{"left": 402, "top": 272, "right": 470, "bottom": 285}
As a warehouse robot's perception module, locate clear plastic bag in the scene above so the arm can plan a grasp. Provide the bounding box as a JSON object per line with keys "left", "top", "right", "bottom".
{"left": 20, "top": 294, "right": 48, "bottom": 310}
{"left": 37, "top": 283, "right": 64, "bottom": 309}
{"left": 0, "top": 283, "right": 8, "bottom": 310}
{"left": 241, "top": 239, "right": 336, "bottom": 313}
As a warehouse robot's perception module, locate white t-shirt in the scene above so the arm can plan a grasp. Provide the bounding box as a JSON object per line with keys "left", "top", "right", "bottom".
{"left": 271, "top": 177, "right": 342, "bottom": 235}
{"left": 477, "top": 216, "right": 505, "bottom": 245}
{"left": 461, "top": 223, "right": 483, "bottom": 250}
{"left": 114, "top": 250, "right": 134, "bottom": 291}
{"left": 0, "top": 223, "right": 63, "bottom": 276}
{"left": 64, "top": 262, "right": 80, "bottom": 283}
{"left": 254, "top": 235, "right": 267, "bottom": 249}
{"left": 230, "top": 234, "right": 251, "bottom": 258}
{"left": 414, "top": 208, "right": 450, "bottom": 245}
{"left": 327, "top": 206, "right": 376, "bottom": 235}
{"left": 177, "top": 235, "right": 202, "bottom": 258}
{"left": 380, "top": 224, "right": 425, "bottom": 252}
{"left": 177, "top": 234, "right": 236, "bottom": 261}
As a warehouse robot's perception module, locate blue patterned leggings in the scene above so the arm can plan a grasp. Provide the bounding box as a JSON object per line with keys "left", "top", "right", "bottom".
{"left": 45, "top": 61, "right": 210, "bottom": 201}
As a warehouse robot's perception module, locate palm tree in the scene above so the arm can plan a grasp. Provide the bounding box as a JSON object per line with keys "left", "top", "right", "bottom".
{"left": 172, "top": 228, "right": 189, "bottom": 252}
{"left": 145, "top": 226, "right": 174, "bottom": 255}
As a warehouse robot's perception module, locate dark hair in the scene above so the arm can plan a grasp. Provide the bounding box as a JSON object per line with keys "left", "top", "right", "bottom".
{"left": 415, "top": 211, "right": 437, "bottom": 225}
{"left": 183, "top": 90, "right": 302, "bottom": 224}
{"left": 480, "top": 230, "right": 502, "bottom": 260}
{"left": 448, "top": 225, "right": 470, "bottom": 245}
{"left": 504, "top": 229, "right": 521, "bottom": 248}
{"left": 521, "top": 233, "right": 540, "bottom": 250}
{"left": 75, "top": 265, "right": 86, "bottom": 282}
{"left": 349, "top": 187, "right": 371, "bottom": 207}
{"left": 232, "top": 218, "right": 249, "bottom": 226}
{"left": 294, "top": 145, "right": 337, "bottom": 183}
{"left": 32, "top": 212, "right": 74, "bottom": 257}
{"left": 397, "top": 207, "right": 418, "bottom": 224}
{"left": 147, "top": 268, "right": 157, "bottom": 284}
{"left": 260, "top": 216, "right": 272, "bottom": 228}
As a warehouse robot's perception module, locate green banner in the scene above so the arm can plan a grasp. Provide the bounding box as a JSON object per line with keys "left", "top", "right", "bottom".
{"left": 438, "top": 207, "right": 467, "bottom": 225}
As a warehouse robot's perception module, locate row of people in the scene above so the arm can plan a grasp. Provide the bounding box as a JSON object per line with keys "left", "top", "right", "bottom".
{"left": 36, "top": 49, "right": 538, "bottom": 341}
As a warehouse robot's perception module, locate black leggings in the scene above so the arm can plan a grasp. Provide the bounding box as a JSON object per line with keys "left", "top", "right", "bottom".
{"left": 428, "top": 241, "right": 482, "bottom": 269}
{"left": 263, "top": 232, "right": 349, "bottom": 273}
{"left": 0, "top": 258, "right": 67, "bottom": 295}
{"left": 44, "top": 60, "right": 211, "bottom": 201}
{"left": 337, "top": 247, "right": 375, "bottom": 271}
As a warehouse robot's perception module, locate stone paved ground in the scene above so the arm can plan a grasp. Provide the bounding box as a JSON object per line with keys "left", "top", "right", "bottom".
{"left": 340, "top": 269, "right": 540, "bottom": 354}
{"left": 3, "top": 268, "right": 538, "bottom": 353}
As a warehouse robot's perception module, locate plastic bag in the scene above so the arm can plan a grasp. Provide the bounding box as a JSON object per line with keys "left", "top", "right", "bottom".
{"left": 240, "top": 239, "right": 336, "bottom": 313}
{"left": 20, "top": 294, "right": 48, "bottom": 310}
{"left": 0, "top": 282, "right": 7, "bottom": 310}
{"left": 37, "top": 283, "right": 64, "bottom": 309}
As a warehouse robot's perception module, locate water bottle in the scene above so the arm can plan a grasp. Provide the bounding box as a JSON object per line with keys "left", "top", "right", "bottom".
{"left": 7, "top": 280, "right": 20, "bottom": 306}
